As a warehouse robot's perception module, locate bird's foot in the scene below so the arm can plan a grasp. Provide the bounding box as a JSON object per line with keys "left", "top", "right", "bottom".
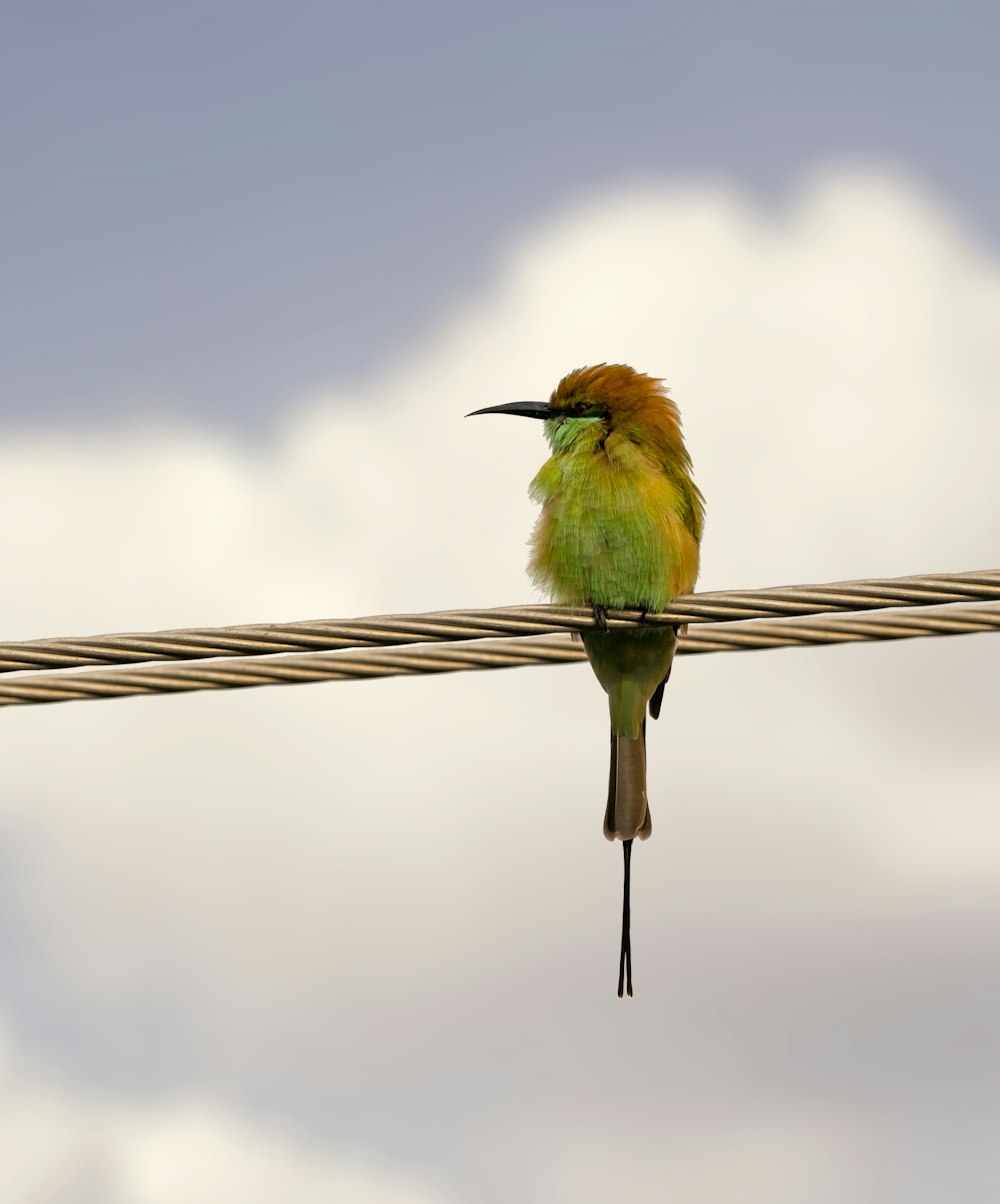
{"left": 591, "top": 603, "right": 609, "bottom": 631}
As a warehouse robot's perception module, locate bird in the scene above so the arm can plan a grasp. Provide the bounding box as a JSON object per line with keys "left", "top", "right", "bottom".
{"left": 468, "top": 364, "right": 703, "bottom": 996}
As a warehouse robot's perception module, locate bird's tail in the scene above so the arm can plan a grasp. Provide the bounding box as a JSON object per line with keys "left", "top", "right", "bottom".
{"left": 606, "top": 720, "right": 650, "bottom": 998}
{"left": 604, "top": 719, "right": 652, "bottom": 842}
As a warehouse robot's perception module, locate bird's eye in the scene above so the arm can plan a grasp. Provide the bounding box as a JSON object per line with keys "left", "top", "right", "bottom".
{"left": 571, "top": 402, "right": 590, "bottom": 416}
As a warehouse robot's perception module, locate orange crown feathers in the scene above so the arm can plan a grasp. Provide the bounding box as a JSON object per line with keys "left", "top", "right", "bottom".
{"left": 550, "top": 363, "right": 691, "bottom": 466}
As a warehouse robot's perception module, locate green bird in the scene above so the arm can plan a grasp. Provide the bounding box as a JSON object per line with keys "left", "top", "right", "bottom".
{"left": 469, "top": 364, "right": 704, "bottom": 996}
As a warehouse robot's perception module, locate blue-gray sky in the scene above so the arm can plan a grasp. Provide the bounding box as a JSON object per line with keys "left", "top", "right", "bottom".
{"left": 3, "top": 5, "right": 1000, "bottom": 1202}
{"left": 4, "top": 0, "right": 1000, "bottom": 428}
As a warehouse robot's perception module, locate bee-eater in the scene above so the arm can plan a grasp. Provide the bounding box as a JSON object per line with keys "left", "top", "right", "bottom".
{"left": 469, "top": 364, "right": 703, "bottom": 996}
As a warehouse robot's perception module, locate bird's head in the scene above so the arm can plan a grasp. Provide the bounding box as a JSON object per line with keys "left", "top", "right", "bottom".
{"left": 467, "top": 364, "right": 683, "bottom": 453}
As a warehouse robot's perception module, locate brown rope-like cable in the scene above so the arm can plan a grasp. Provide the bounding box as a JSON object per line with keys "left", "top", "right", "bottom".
{"left": 1, "top": 602, "right": 997, "bottom": 708}
{"left": 1, "top": 569, "right": 998, "bottom": 674}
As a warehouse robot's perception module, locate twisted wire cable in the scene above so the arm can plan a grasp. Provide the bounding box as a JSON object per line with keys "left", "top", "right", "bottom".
{"left": 1, "top": 602, "right": 998, "bottom": 709}
{"left": 1, "top": 569, "right": 998, "bottom": 675}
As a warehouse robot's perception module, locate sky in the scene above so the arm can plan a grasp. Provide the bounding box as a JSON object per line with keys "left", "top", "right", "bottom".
{"left": 5, "top": 0, "right": 1000, "bottom": 430}
{"left": 2, "top": 3, "right": 1000, "bottom": 1202}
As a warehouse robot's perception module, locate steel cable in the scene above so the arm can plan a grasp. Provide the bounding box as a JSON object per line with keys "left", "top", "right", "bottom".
{"left": 1, "top": 601, "right": 998, "bottom": 708}
{"left": 1, "top": 569, "right": 998, "bottom": 675}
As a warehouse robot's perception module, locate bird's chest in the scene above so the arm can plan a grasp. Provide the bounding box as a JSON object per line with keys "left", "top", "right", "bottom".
{"left": 548, "top": 445, "right": 662, "bottom": 532}
{"left": 530, "top": 448, "right": 675, "bottom": 609}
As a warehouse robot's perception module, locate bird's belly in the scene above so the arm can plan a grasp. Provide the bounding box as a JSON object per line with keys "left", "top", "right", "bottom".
{"left": 529, "top": 461, "right": 692, "bottom": 611}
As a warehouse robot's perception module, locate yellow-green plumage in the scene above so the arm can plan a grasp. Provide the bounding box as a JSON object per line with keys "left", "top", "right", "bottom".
{"left": 528, "top": 365, "right": 702, "bottom": 832}
{"left": 528, "top": 364, "right": 701, "bottom": 606}
{"left": 468, "top": 363, "right": 703, "bottom": 996}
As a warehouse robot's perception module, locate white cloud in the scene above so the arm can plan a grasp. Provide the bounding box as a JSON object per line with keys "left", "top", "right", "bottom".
{"left": 0, "top": 164, "right": 999, "bottom": 1199}
{"left": 0, "top": 1018, "right": 449, "bottom": 1204}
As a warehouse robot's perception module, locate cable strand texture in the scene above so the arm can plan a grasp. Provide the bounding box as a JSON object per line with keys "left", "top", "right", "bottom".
{"left": 0, "top": 597, "right": 998, "bottom": 707}
{"left": 2, "top": 569, "right": 998, "bottom": 675}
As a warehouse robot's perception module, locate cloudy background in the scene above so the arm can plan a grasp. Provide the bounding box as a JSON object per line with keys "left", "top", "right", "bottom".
{"left": 3, "top": 2, "right": 1000, "bottom": 1200}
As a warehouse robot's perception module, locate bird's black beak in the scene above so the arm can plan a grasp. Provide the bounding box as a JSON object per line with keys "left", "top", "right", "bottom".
{"left": 465, "top": 400, "right": 553, "bottom": 419}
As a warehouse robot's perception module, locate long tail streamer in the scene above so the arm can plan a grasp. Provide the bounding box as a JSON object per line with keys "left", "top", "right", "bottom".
{"left": 618, "top": 839, "right": 633, "bottom": 998}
